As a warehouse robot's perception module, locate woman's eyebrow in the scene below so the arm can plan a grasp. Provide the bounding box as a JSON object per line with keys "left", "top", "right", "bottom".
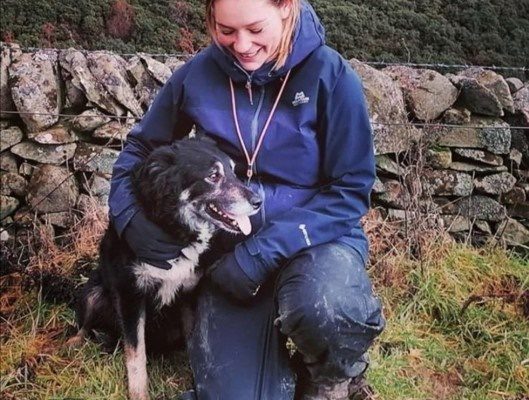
{"left": 216, "top": 19, "right": 267, "bottom": 29}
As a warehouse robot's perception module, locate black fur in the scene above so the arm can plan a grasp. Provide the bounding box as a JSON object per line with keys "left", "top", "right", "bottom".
{"left": 71, "top": 137, "right": 261, "bottom": 399}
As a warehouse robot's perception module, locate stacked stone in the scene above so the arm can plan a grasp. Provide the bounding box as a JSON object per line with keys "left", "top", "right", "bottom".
{"left": 0, "top": 41, "right": 527, "bottom": 247}
{"left": 350, "top": 59, "right": 529, "bottom": 247}
{"left": 0, "top": 42, "right": 183, "bottom": 235}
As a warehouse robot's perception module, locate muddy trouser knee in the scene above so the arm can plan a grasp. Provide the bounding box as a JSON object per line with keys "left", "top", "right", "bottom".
{"left": 187, "top": 242, "right": 385, "bottom": 399}
{"left": 275, "top": 242, "right": 385, "bottom": 384}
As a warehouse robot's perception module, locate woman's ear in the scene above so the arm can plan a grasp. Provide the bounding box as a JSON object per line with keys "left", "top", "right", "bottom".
{"left": 279, "top": 1, "right": 292, "bottom": 19}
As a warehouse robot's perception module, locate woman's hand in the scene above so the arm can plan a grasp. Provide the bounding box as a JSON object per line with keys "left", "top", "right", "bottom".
{"left": 207, "top": 252, "right": 261, "bottom": 301}
{"left": 122, "top": 210, "right": 182, "bottom": 269}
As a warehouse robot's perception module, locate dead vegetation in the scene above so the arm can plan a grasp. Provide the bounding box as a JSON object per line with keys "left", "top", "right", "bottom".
{"left": 1, "top": 196, "right": 107, "bottom": 305}
{"left": 0, "top": 177, "right": 527, "bottom": 399}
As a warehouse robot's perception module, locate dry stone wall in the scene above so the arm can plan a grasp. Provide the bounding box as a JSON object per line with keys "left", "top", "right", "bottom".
{"left": 1, "top": 43, "right": 528, "bottom": 247}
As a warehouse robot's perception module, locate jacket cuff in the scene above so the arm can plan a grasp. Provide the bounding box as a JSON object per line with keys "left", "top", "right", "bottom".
{"left": 233, "top": 237, "right": 270, "bottom": 284}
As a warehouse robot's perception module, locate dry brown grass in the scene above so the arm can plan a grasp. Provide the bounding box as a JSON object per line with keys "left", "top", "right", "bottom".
{"left": 26, "top": 196, "right": 107, "bottom": 276}
{"left": 0, "top": 273, "right": 24, "bottom": 317}
{"left": 0, "top": 196, "right": 108, "bottom": 306}
{"left": 1, "top": 199, "right": 527, "bottom": 399}
{"left": 363, "top": 206, "right": 455, "bottom": 293}
{"left": 363, "top": 208, "right": 407, "bottom": 259}
{"left": 0, "top": 199, "right": 109, "bottom": 396}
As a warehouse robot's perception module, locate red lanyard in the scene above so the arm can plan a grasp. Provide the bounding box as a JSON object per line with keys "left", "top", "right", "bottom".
{"left": 229, "top": 70, "right": 292, "bottom": 183}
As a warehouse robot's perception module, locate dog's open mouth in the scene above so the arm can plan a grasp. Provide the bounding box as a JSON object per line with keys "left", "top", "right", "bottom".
{"left": 207, "top": 203, "right": 252, "bottom": 235}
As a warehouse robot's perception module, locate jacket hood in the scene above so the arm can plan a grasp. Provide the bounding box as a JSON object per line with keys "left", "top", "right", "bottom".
{"left": 210, "top": 0, "right": 325, "bottom": 85}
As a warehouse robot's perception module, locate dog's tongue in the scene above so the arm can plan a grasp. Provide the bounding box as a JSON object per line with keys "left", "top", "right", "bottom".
{"left": 235, "top": 215, "right": 252, "bottom": 235}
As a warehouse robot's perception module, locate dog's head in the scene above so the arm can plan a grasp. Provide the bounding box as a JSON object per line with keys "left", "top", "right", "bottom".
{"left": 133, "top": 137, "right": 262, "bottom": 236}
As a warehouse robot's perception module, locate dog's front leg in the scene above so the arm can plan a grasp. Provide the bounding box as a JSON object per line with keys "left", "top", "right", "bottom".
{"left": 117, "top": 296, "right": 149, "bottom": 400}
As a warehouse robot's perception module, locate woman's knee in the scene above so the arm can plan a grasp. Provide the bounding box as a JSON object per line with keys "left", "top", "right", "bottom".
{"left": 276, "top": 243, "right": 385, "bottom": 360}
{"left": 278, "top": 279, "right": 383, "bottom": 345}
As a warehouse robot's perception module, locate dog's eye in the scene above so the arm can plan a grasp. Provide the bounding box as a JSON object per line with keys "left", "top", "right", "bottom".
{"left": 206, "top": 171, "right": 221, "bottom": 183}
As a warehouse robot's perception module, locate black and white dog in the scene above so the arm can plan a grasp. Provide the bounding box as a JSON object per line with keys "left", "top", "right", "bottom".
{"left": 70, "top": 137, "right": 261, "bottom": 400}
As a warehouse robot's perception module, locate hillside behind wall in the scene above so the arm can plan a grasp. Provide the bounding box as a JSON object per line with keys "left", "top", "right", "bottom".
{"left": 0, "top": 43, "right": 528, "bottom": 248}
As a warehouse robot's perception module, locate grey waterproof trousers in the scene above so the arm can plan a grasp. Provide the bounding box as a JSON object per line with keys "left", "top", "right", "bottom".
{"left": 187, "top": 242, "right": 385, "bottom": 399}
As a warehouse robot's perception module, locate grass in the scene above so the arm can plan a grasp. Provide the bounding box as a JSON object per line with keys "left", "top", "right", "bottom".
{"left": 1, "top": 214, "right": 528, "bottom": 399}
{"left": 369, "top": 242, "right": 529, "bottom": 400}
{"left": 0, "top": 287, "right": 192, "bottom": 399}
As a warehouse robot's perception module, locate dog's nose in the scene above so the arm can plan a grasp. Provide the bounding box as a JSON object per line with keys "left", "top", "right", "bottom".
{"left": 250, "top": 194, "right": 263, "bottom": 210}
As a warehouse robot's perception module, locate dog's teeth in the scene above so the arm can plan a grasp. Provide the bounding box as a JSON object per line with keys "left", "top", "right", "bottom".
{"left": 208, "top": 203, "right": 246, "bottom": 231}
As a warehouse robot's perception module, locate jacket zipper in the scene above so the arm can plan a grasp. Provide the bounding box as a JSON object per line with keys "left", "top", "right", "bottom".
{"left": 252, "top": 86, "right": 267, "bottom": 225}
{"left": 245, "top": 80, "right": 253, "bottom": 106}
{"left": 234, "top": 62, "right": 254, "bottom": 105}
{"left": 233, "top": 62, "right": 267, "bottom": 225}
{"left": 251, "top": 86, "right": 265, "bottom": 152}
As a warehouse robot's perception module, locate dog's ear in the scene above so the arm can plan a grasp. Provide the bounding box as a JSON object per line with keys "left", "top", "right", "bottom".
{"left": 132, "top": 147, "right": 185, "bottom": 213}
{"left": 142, "top": 149, "right": 178, "bottom": 177}
{"left": 192, "top": 132, "right": 217, "bottom": 146}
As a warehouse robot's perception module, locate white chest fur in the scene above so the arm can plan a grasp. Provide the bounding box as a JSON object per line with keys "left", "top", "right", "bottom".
{"left": 132, "top": 228, "right": 212, "bottom": 307}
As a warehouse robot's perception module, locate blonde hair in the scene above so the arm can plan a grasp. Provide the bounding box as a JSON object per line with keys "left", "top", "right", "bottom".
{"left": 206, "top": 0, "right": 301, "bottom": 70}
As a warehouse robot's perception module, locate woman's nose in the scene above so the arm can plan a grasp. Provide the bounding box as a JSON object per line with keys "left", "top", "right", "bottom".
{"left": 232, "top": 33, "right": 252, "bottom": 53}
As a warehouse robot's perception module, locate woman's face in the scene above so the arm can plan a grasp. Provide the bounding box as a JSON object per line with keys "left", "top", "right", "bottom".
{"left": 213, "top": 0, "right": 290, "bottom": 71}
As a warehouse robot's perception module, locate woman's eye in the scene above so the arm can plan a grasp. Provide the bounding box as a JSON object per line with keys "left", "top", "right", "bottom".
{"left": 220, "top": 29, "right": 234, "bottom": 35}
{"left": 249, "top": 28, "right": 263, "bottom": 34}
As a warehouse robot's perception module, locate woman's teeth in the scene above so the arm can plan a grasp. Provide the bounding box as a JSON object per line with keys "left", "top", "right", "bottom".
{"left": 240, "top": 49, "right": 259, "bottom": 59}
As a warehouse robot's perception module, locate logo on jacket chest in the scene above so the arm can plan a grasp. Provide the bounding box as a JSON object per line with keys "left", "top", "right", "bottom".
{"left": 292, "top": 91, "right": 310, "bottom": 107}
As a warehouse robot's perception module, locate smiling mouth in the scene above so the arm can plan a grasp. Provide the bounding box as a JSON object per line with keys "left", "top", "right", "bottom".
{"left": 206, "top": 203, "right": 252, "bottom": 235}
{"left": 238, "top": 48, "right": 261, "bottom": 60}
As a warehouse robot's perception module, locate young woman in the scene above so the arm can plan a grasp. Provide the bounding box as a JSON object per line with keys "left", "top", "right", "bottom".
{"left": 109, "top": 0, "right": 385, "bottom": 398}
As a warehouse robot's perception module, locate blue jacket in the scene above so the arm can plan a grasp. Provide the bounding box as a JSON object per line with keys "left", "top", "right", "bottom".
{"left": 109, "top": 2, "right": 375, "bottom": 284}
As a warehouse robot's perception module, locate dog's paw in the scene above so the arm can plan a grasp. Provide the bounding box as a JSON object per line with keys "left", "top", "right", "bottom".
{"left": 65, "top": 330, "right": 86, "bottom": 348}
